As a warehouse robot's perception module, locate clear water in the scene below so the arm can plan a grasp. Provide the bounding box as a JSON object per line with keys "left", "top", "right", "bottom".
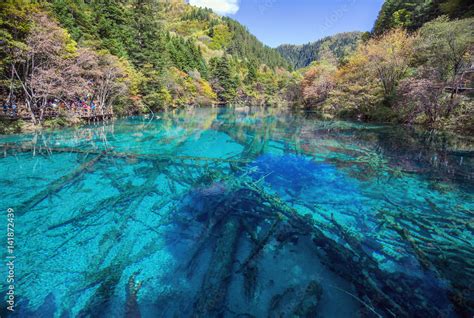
{"left": 0, "top": 107, "right": 473, "bottom": 317}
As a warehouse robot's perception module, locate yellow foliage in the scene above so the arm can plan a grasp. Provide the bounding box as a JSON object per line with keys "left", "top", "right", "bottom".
{"left": 199, "top": 79, "right": 217, "bottom": 100}
{"left": 209, "top": 24, "right": 232, "bottom": 50}
{"left": 118, "top": 58, "right": 144, "bottom": 97}
{"left": 360, "top": 28, "right": 415, "bottom": 96}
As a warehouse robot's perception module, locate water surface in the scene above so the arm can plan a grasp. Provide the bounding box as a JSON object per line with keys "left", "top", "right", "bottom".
{"left": 0, "top": 107, "right": 473, "bottom": 317}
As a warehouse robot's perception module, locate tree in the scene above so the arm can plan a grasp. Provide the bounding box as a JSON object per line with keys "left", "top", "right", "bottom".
{"left": 244, "top": 60, "right": 257, "bottom": 85}
{"left": 363, "top": 28, "right": 415, "bottom": 102}
{"left": 0, "top": 1, "right": 37, "bottom": 104}
{"left": 372, "top": 0, "right": 473, "bottom": 35}
{"left": 78, "top": 49, "right": 134, "bottom": 115}
{"left": 301, "top": 61, "right": 337, "bottom": 107}
{"left": 326, "top": 51, "right": 383, "bottom": 119}
{"left": 397, "top": 75, "right": 448, "bottom": 125}
{"left": 320, "top": 29, "right": 414, "bottom": 120}
{"left": 208, "top": 24, "right": 231, "bottom": 50}
{"left": 11, "top": 13, "right": 84, "bottom": 123}
{"left": 209, "top": 56, "right": 237, "bottom": 104}
{"left": 415, "top": 16, "right": 474, "bottom": 81}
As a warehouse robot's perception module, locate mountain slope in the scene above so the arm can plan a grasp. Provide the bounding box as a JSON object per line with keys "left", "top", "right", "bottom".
{"left": 372, "top": 0, "right": 474, "bottom": 35}
{"left": 51, "top": 0, "right": 288, "bottom": 69}
{"left": 46, "top": 0, "right": 293, "bottom": 109}
{"left": 164, "top": 3, "right": 289, "bottom": 68}
{"left": 276, "top": 32, "right": 362, "bottom": 69}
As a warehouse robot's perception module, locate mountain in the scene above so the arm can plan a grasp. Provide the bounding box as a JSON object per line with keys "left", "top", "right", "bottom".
{"left": 372, "top": 0, "right": 474, "bottom": 35}
{"left": 51, "top": 0, "right": 288, "bottom": 69}
{"left": 42, "top": 0, "right": 292, "bottom": 109}
{"left": 276, "top": 32, "right": 363, "bottom": 69}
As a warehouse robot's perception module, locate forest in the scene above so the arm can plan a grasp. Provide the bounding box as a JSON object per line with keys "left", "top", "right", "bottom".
{"left": 276, "top": 32, "right": 363, "bottom": 69}
{"left": 0, "top": 0, "right": 473, "bottom": 133}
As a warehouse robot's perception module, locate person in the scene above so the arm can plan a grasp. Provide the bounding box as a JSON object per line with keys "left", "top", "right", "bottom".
{"left": 82, "top": 101, "right": 90, "bottom": 115}
{"left": 11, "top": 102, "right": 17, "bottom": 117}
{"left": 2, "top": 102, "right": 7, "bottom": 114}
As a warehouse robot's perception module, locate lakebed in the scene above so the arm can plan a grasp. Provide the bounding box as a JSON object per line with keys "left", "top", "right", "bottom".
{"left": 0, "top": 107, "right": 472, "bottom": 317}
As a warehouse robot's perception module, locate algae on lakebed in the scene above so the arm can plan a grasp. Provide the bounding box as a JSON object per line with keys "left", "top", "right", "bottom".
{"left": 0, "top": 107, "right": 472, "bottom": 317}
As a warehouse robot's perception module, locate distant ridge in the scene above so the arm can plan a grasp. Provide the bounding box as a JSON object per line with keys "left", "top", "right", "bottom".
{"left": 276, "top": 32, "right": 363, "bottom": 69}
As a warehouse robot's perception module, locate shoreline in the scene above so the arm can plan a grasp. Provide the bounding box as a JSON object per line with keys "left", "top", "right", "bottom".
{"left": 1, "top": 108, "right": 473, "bottom": 144}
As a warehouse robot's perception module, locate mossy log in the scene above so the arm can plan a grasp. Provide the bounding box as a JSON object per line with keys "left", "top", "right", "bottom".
{"left": 15, "top": 152, "right": 105, "bottom": 216}
{"left": 236, "top": 217, "right": 280, "bottom": 274}
{"left": 193, "top": 216, "right": 241, "bottom": 318}
{"left": 268, "top": 280, "right": 323, "bottom": 318}
{"left": 240, "top": 180, "right": 450, "bottom": 317}
{"left": 1, "top": 143, "right": 250, "bottom": 164}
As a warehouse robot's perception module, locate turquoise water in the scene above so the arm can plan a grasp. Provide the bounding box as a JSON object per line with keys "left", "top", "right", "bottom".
{"left": 0, "top": 107, "right": 473, "bottom": 317}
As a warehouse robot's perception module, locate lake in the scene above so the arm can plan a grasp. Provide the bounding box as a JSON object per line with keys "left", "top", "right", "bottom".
{"left": 0, "top": 107, "right": 473, "bottom": 317}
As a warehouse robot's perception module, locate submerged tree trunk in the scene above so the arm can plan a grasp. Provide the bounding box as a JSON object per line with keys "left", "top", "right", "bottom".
{"left": 193, "top": 216, "right": 241, "bottom": 318}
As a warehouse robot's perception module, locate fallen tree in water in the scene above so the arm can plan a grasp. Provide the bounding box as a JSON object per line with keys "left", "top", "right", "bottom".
{"left": 4, "top": 125, "right": 472, "bottom": 317}
{"left": 159, "top": 162, "right": 467, "bottom": 317}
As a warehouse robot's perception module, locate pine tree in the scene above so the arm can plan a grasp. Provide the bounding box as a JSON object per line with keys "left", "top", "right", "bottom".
{"left": 245, "top": 60, "right": 257, "bottom": 85}
{"left": 210, "top": 56, "right": 237, "bottom": 103}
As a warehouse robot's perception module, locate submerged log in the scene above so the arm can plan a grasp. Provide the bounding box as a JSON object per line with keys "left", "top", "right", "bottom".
{"left": 125, "top": 273, "right": 142, "bottom": 318}
{"left": 239, "top": 180, "right": 434, "bottom": 317}
{"left": 268, "top": 280, "right": 323, "bottom": 318}
{"left": 236, "top": 217, "right": 280, "bottom": 274}
{"left": 1, "top": 143, "right": 250, "bottom": 164}
{"left": 16, "top": 152, "right": 104, "bottom": 215}
{"left": 77, "top": 263, "right": 123, "bottom": 318}
{"left": 193, "top": 216, "right": 241, "bottom": 318}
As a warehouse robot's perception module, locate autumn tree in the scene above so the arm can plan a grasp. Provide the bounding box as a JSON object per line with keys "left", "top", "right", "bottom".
{"left": 77, "top": 48, "right": 138, "bottom": 115}
{"left": 2, "top": 9, "right": 138, "bottom": 123}
{"left": 10, "top": 13, "right": 84, "bottom": 123}
{"left": 363, "top": 28, "right": 415, "bottom": 102}
{"left": 301, "top": 61, "right": 337, "bottom": 107}
{"left": 397, "top": 75, "right": 448, "bottom": 125}
{"left": 326, "top": 52, "right": 383, "bottom": 119}
{"left": 320, "top": 28, "right": 415, "bottom": 119}
{"left": 415, "top": 16, "right": 474, "bottom": 82}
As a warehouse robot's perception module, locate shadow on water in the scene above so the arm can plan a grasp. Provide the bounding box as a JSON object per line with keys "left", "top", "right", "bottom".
{"left": 0, "top": 106, "right": 472, "bottom": 317}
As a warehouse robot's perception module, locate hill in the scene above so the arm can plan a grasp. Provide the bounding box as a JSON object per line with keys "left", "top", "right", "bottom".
{"left": 276, "top": 32, "right": 363, "bottom": 69}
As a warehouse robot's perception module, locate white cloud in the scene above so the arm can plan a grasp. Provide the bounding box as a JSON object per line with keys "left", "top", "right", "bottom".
{"left": 189, "top": 0, "right": 240, "bottom": 15}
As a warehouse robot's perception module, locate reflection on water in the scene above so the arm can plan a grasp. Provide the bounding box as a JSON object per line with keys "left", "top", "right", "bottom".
{"left": 0, "top": 107, "right": 473, "bottom": 317}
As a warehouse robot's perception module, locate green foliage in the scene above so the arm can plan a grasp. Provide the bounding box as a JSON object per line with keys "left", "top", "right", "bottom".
{"left": 2, "top": 0, "right": 471, "bottom": 134}
{"left": 143, "top": 87, "right": 172, "bottom": 111}
{"left": 372, "top": 0, "right": 474, "bottom": 35}
{"left": 414, "top": 16, "right": 474, "bottom": 81}
{"left": 0, "top": 1, "right": 37, "bottom": 76}
{"left": 44, "top": 0, "right": 294, "bottom": 110}
{"left": 42, "top": 116, "right": 70, "bottom": 128}
{"left": 208, "top": 24, "right": 231, "bottom": 50}
{"left": 276, "top": 32, "right": 362, "bottom": 69}
{"left": 182, "top": 7, "right": 213, "bottom": 21}
{"left": 223, "top": 17, "right": 289, "bottom": 69}
{"left": 209, "top": 56, "right": 238, "bottom": 103}
{"left": 244, "top": 60, "right": 258, "bottom": 85}
{"left": 0, "top": 118, "right": 25, "bottom": 134}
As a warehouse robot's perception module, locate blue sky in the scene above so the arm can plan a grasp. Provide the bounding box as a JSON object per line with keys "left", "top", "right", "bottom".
{"left": 189, "top": 0, "right": 385, "bottom": 47}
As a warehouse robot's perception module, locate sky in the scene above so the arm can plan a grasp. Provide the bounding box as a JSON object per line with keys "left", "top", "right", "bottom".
{"left": 188, "top": 0, "right": 385, "bottom": 47}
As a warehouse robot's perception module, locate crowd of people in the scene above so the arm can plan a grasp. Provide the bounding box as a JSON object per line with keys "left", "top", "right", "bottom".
{"left": 2, "top": 100, "right": 17, "bottom": 117}
{"left": 1, "top": 94, "right": 105, "bottom": 119}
